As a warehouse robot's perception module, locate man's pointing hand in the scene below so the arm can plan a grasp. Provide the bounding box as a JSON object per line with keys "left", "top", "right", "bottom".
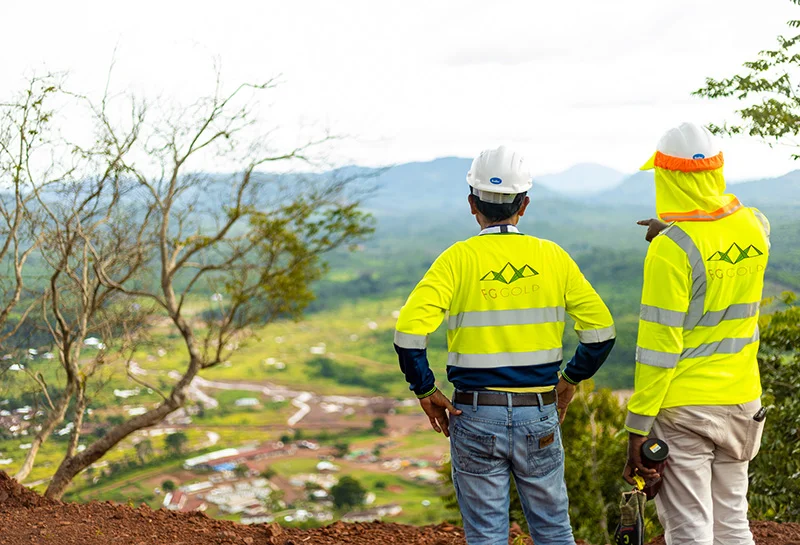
{"left": 637, "top": 218, "right": 670, "bottom": 243}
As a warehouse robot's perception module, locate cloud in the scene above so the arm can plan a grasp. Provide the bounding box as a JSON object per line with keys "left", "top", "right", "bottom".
{"left": 444, "top": 46, "right": 574, "bottom": 67}
{"left": 569, "top": 98, "right": 701, "bottom": 109}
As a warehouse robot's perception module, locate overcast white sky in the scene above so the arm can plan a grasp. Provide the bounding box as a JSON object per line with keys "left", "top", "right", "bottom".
{"left": 2, "top": 0, "right": 798, "bottom": 180}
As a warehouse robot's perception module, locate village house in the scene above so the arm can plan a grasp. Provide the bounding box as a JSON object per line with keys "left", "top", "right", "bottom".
{"left": 341, "top": 504, "right": 403, "bottom": 523}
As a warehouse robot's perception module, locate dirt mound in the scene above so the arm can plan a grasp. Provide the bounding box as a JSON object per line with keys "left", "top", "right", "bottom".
{"left": 0, "top": 471, "right": 53, "bottom": 509}
{"left": 1, "top": 473, "right": 798, "bottom": 545}
{"left": 0, "top": 472, "right": 522, "bottom": 545}
{"left": 645, "top": 521, "right": 800, "bottom": 545}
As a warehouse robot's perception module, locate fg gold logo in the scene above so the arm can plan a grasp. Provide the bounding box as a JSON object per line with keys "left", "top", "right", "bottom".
{"left": 480, "top": 262, "right": 538, "bottom": 284}
{"left": 707, "top": 243, "right": 766, "bottom": 280}
{"left": 707, "top": 243, "right": 763, "bottom": 265}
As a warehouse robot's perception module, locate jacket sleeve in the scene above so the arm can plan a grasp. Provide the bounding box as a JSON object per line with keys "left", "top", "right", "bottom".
{"left": 751, "top": 208, "right": 771, "bottom": 249}
{"left": 561, "top": 251, "right": 616, "bottom": 384}
{"left": 625, "top": 233, "right": 690, "bottom": 435}
{"left": 394, "top": 250, "right": 455, "bottom": 397}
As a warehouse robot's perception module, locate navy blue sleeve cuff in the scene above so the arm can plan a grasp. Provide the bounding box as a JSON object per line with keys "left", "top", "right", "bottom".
{"left": 394, "top": 344, "right": 436, "bottom": 396}
{"left": 564, "top": 338, "right": 615, "bottom": 383}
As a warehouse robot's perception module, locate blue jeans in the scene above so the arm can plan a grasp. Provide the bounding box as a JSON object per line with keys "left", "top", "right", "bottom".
{"left": 449, "top": 394, "right": 575, "bottom": 545}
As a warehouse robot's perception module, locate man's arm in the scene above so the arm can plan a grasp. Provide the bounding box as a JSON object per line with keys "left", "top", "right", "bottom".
{"left": 561, "top": 253, "right": 616, "bottom": 385}
{"left": 394, "top": 251, "right": 461, "bottom": 435}
{"left": 557, "top": 252, "right": 616, "bottom": 421}
{"left": 623, "top": 232, "right": 689, "bottom": 484}
{"left": 624, "top": 235, "right": 689, "bottom": 436}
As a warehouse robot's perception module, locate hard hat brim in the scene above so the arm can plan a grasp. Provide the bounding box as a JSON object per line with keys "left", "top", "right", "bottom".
{"left": 640, "top": 152, "right": 657, "bottom": 171}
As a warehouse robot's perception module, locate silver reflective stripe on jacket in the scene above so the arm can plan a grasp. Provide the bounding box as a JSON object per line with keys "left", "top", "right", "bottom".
{"left": 394, "top": 331, "right": 428, "bottom": 349}
{"left": 695, "top": 302, "right": 760, "bottom": 327}
{"left": 576, "top": 325, "right": 617, "bottom": 343}
{"left": 625, "top": 412, "right": 656, "bottom": 435}
{"left": 640, "top": 305, "right": 686, "bottom": 327}
{"left": 663, "top": 226, "right": 707, "bottom": 330}
{"left": 681, "top": 328, "right": 760, "bottom": 360}
{"left": 448, "top": 306, "right": 565, "bottom": 330}
{"left": 640, "top": 301, "right": 759, "bottom": 328}
{"left": 636, "top": 347, "right": 681, "bottom": 369}
{"left": 447, "top": 348, "right": 563, "bottom": 369}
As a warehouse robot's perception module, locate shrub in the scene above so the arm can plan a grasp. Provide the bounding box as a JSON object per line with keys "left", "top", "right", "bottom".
{"left": 749, "top": 294, "right": 800, "bottom": 522}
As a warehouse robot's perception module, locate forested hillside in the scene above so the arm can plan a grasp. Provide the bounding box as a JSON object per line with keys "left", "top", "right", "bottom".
{"left": 311, "top": 160, "right": 800, "bottom": 388}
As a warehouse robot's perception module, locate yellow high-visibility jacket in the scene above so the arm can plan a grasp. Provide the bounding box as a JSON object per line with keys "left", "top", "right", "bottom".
{"left": 394, "top": 225, "right": 616, "bottom": 395}
{"left": 625, "top": 152, "right": 770, "bottom": 435}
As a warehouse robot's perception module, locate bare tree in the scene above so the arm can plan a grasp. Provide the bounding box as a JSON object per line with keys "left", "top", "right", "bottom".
{"left": 0, "top": 75, "right": 93, "bottom": 482}
{"left": 38, "top": 75, "right": 372, "bottom": 498}
{"left": 14, "top": 154, "right": 150, "bottom": 481}
{"left": 0, "top": 75, "right": 68, "bottom": 351}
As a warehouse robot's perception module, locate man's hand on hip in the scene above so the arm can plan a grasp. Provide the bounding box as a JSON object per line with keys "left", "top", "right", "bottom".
{"left": 419, "top": 390, "right": 462, "bottom": 437}
{"left": 623, "top": 433, "right": 660, "bottom": 485}
{"left": 555, "top": 378, "right": 576, "bottom": 424}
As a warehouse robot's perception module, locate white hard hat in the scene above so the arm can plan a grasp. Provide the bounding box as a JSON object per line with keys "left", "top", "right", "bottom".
{"left": 467, "top": 145, "right": 533, "bottom": 204}
{"left": 641, "top": 122, "right": 721, "bottom": 170}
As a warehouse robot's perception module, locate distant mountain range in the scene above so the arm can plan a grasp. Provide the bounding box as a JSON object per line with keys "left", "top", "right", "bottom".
{"left": 536, "top": 163, "right": 627, "bottom": 195}
{"left": 361, "top": 158, "right": 800, "bottom": 217}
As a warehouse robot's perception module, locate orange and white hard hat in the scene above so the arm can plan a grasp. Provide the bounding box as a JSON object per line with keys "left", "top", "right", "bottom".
{"left": 640, "top": 122, "right": 722, "bottom": 171}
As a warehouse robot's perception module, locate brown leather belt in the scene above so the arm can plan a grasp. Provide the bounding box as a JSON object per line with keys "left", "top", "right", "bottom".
{"left": 453, "top": 390, "right": 556, "bottom": 407}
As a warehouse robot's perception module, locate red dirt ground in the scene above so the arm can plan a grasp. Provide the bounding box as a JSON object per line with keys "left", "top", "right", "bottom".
{"left": 1, "top": 472, "right": 798, "bottom": 545}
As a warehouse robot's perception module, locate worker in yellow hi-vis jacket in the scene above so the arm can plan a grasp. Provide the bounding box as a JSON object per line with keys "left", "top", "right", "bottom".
{"left": 394, "top": 146, "right": 616, "bottom": 545}
{"left": 624, "top": 122, "right": 770, "bottom": 545}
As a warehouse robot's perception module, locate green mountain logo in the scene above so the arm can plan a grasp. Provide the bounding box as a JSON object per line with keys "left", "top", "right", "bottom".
{"left": 480, "top": 262, "right": 539, "bottom": 284}
{"left": 707, "top": 243, "right": 764, "bottom": 265}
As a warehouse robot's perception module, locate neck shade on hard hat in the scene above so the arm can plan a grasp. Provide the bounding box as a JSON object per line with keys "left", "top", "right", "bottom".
{"left": 639, "top": 124, "right": 740, "bottom": 222}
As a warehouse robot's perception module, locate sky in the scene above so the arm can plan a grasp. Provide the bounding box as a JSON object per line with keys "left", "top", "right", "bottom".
{"left": 1, "top": 0, "right": 798, "bottom": 181}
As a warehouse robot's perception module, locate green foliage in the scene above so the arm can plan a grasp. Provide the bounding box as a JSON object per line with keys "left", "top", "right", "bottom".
{"left": 561, "top": 384, "right": 660, "bottom": 544}
{"left": 369, "top": 417, "right": 388, "bottom": 435}
{"left": 333, "top": 441, "right": 350, "bottom": 458}
{"left": 161, "top": 480, "right": 176, "bottom": 492}
{"left": 749, "top": 293, "right": 800, "bottom": 521}
{"left": 234, "top": 194, "right": 374, "bottom": 324}
{"left": 307, "top": 356, "right": 396, "bottom": 393}
{"left": 260, "top": 467, "right": 277, "bottom": 479}
{"left": 263, "top": 488, "right": 285, "bottom": 513}
{"left": 694, "top": 1, "right": 800, "bottom": 157}
{"left": 164, "top": 432, "right": 188, "bottom": 456}
{"left": 134, "top": 439, "right": 153, "bottom": 465}
{"left": 331, "top": 475, "right": 367, "bottom": 509}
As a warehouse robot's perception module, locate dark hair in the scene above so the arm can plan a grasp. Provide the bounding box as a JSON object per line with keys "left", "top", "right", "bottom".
{"left": 470, "top": 191, "right": 527, "bottom": 222}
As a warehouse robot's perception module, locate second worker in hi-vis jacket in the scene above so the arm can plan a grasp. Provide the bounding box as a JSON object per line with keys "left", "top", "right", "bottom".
{"left": 624, "top": 122, "right": 770, "bottom": 545}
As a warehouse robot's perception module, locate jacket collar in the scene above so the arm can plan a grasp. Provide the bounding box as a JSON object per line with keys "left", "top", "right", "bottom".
{"left": 479, "top": 224, "right": 520, "bottom": 235}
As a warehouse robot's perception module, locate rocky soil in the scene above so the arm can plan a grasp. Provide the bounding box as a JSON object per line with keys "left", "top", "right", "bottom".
{"left": 2, "top": 472, "right": 799, "bottom": 545}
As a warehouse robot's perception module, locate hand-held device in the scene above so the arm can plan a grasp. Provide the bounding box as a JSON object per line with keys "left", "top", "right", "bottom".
{"left": 639, "top": 438, "right": 669, "bottom": 500}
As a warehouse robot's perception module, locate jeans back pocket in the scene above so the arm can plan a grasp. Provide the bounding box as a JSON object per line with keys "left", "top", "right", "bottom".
{"left": 526, "top": 423, "right": 563, "bottom": 477}
{"left": 451, "top": 421, "right": 502, "bottom": 475}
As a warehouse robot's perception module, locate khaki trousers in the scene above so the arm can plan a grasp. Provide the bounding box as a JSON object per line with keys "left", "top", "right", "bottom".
{"left": 652, "top": 399, "right": 765, "bottom": 545}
